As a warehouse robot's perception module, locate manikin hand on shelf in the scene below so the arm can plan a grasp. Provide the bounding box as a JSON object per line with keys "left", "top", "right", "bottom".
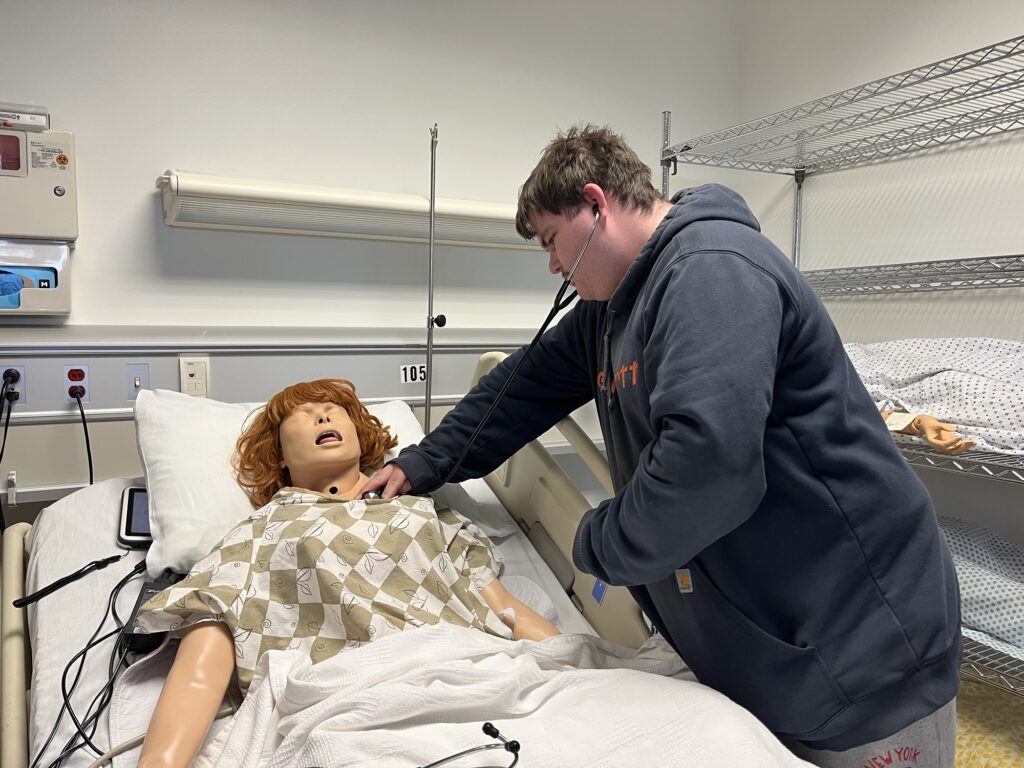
{"left": 881, "top": 411, "right": 975, "bottom": 455}
{"left": 137, "top": 379, "right": 559, "bottom": 768}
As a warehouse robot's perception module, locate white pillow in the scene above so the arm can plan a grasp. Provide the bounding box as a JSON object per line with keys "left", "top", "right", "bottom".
{"left": 135, "top": 389, "right": 516, "bottom": 577}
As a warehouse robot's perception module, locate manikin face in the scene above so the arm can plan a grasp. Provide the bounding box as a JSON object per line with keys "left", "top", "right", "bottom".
{"left": 531, "top": 207, "right": 609, "bottom": 301}
{"left": 278, "top": 401, "right": 362, "bottom": 477}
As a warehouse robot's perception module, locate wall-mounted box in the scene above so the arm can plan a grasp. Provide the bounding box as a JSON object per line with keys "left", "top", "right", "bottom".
{"left": 0, "top": 125, "right": 77, "bottom": 316}
{"left": 0, "top": 128, "right": 77, "bottom": 241}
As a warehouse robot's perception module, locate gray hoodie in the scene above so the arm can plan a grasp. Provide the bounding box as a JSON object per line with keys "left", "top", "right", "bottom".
{"left": 394, "top": 184, "right": 961, "bottom": 749}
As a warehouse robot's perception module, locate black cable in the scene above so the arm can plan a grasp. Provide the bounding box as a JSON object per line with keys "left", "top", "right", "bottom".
{"left": 58, "top": 639, "right": 133, "bottom": 766}
{"left": 33, "top": 614, "right": 118, "bottom": 767}
{"left": 41, "top": 562, "right": 143, "bottom": 768}
{"left": 33, "top": 560, "right": 145, "bottom": 768}
{"left": 54, "top": 611, "right": 136, "bottom": 767}
{"left": 57, "top": 627, "right": 121, "bottom": 756}
{"left": 50, "top": 640, "right": 131, "bottom": 768}
{"left": 0, "top": 379, "right": 11, "bottom": 463}
{"left": 73, "top": 393, "right": 94, "bottom": 485}
{"left": 14, "top": 553, "right": 125, "bottom": 608}
{"left": 0, "top": 381, "right": 12, "bottom": 533}
{"left": 32, "top": 579, "right": 124, "bottom": 768}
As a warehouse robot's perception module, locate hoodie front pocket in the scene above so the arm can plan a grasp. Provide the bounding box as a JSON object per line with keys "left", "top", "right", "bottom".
{"left": 676, "top": 563, "right": 851, "bottom": 738}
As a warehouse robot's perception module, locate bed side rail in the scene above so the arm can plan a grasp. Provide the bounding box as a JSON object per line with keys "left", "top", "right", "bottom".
{"left": 470, "top": 353, "right": 648, "bottom": 649}
{"left": 2, "top": 521, "right": 31, "bottom": 768}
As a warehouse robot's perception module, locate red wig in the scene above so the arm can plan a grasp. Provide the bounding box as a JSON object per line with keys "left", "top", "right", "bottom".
{"left": 233, "top": 379, "right": 398, "bottom": 508}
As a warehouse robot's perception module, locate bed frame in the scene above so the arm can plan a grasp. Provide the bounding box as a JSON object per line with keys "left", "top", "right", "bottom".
{"left": 2, "top": 520, "right": 30, "bottom": 768}
{"left": 0, "top": 351, "right": 647, "bottom": 768}
{"left": 470, "top": 352, "right": 648, "bottom": 649}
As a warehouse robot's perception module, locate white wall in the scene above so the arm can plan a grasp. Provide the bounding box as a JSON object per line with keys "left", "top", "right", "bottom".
{"left": 731, "top": 1, "right": 1024, "bottom": 342}
{"left": 6, "top": 2, "right": 1024, "bottom": 503}
{"left": 1, "top": 0, "right": 745, "bottom": 340}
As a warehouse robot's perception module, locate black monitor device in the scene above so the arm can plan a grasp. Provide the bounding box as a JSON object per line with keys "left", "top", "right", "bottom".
{"left": 118, "top": 486, "right": 152, "bottom": 549}
{"left": 121, "top": 570, "right": 185, "bottom": 656}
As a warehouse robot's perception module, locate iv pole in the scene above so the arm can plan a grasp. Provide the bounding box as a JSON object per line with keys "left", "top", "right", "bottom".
{"left": 424, "top": 124, "right": 441, "bottom": 432}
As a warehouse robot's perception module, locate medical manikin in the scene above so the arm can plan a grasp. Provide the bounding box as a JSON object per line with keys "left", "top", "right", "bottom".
{"left": 880, "top": 410, "right": 975, "bottom": 454}
{"left": 137, "top": 379, "right": 559, "bottom": 768}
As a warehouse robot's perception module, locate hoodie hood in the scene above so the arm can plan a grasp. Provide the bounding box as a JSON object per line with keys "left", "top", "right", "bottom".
{"left": 609, "top": 183, "right": 761, "bottom": 312}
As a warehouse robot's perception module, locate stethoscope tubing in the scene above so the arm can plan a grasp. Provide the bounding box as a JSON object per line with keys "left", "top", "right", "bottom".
{"left": 427, "top": 209, "right": 601, "bottom": 491}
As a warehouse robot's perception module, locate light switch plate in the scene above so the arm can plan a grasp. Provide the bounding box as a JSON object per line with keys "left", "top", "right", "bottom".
{"left": 125, "top": 363, "right": 150, "bottom": 401}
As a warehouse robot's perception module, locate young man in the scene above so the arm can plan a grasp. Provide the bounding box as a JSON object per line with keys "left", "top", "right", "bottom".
{"left": 365, "top": 125, "right": 961, "bottom": 767}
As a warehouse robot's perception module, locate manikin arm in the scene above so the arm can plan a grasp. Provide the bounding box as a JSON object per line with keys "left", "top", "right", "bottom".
{"left": 138, "top": 622, "right": 235, "bottom": 768}
{"left": 881, "top": 411, "right": 975, "bottom": 454}
{"left": 480, "top": 580, "right": 560, "bottom": 641}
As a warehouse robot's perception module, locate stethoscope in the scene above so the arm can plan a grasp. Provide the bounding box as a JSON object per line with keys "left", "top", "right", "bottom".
{"left": 418, "top": 722, "right": 521, "bottom": 767}
{"left": 419, "top": 206, "right": 601, "bottom": 494}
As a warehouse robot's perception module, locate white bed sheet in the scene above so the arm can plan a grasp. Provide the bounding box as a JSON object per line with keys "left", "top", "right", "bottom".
{"left": 186, "top": 624, "right": 810, "bottom": 768}
{"left": 24, "top": 477, "right": 593, "bottom": 767}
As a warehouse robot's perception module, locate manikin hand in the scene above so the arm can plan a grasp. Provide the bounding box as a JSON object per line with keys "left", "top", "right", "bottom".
{"left": 911, "top": 415, "right": 975, "bottom": 455}
{"left": 362, "top": 463, "right": 412, "bottom": 499}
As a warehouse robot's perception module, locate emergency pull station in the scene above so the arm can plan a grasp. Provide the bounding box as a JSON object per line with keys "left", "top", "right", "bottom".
{"left": 0, "top": 102, "right": 77, "bottom": 316}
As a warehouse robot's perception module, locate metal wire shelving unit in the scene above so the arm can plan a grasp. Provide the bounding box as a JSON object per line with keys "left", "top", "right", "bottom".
{"left": 895, "top": 440, "right": 1024, "bottom": 485}
{"left": 802, "top": 254, "right": 1024, "bottom": 295}
{"left": 662, "top": 35, "right": 1024, "bottom": 176}
{"left": 661, "top": 35, "right": 1024, "bottom": 697}
{"left": 961, "top": 638, "right": 1024, "bottom": 697}
{"left": 659, "top": 35, "right": 1024, "bottom": 268}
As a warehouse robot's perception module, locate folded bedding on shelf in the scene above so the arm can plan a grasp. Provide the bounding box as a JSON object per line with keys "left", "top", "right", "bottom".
{"left": 938, "top": 515, "right": 1024, "bottom": 660}
{"left": 845, "top": 337, "right": 1024, "bottom": 455}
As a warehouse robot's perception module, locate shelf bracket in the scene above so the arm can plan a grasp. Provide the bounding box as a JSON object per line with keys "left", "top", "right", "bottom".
{"left": 661, "top": 110, "right": 673, "bottom": 197}
{"left": 792, "top": 169, "right": 806, "bottom": 270}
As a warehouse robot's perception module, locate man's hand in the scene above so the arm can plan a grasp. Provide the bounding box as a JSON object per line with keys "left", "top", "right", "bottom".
{"left": 362, "top": 464, "right": 412, "bottom": 499}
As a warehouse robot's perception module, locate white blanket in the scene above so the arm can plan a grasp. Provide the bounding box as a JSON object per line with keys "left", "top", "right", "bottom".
{"left": 845, "top": 337, "right": 1024, "bottom": 455}
{"left": 190, "top": 625, "right": 810, "bottom": 768}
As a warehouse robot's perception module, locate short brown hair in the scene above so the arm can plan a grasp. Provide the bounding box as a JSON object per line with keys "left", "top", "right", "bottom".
{"left": 516, "top": 124, "right": 662, "bottom": 240}
{"left": 233, "top": 379, "right": 398, "bottom": 507}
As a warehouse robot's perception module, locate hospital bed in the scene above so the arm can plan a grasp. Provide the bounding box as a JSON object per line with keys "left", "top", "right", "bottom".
{"left": 3, "top": 352, "right": 811, "bottom": 768}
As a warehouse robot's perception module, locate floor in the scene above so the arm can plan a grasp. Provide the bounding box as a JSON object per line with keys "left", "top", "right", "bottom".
{"left": 957, "top": 678, "right": 1024, "bottom": 767}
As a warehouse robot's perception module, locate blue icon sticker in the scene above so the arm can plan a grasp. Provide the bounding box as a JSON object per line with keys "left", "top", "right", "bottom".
{"left": 592, "top": 579, "right": 607, "bottom": 604}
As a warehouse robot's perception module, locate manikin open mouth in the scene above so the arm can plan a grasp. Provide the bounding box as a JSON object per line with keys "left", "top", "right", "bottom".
{"left": 315, "top": 430, "right": 342, "bottom": 445}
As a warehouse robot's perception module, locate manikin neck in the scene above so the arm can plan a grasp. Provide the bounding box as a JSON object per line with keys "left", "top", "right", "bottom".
{"left": 289, "top": 465, "right": 368, "bottom": 500}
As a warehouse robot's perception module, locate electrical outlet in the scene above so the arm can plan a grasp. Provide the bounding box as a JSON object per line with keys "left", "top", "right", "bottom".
{"left": 125, "top": 363, "right": 150, "bottom": 401}
{"left": 3, "top": 365, "right": 26, "bottom": 405}
{"left": 179, "top": 356, "right": 210, "bottom": 398}
{"left": 64, "top": 364, "right": 90, "bottom": 404}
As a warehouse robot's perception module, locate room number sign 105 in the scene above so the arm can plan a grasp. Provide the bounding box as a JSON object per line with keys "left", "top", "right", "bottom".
{"left": 400, "top": 364, "right": 427, "bottom": 384}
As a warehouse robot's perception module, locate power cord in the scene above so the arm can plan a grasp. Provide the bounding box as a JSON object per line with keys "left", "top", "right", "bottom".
{"left": 1, "top": 368, "right": 21, "bottom": 462}
{"left": 70, "top": 388, "right": 94, "bottom": 486}
{"left": 33, "top": 559, "right": 146, "bottom": 768}
{"left": 31, "top": 560, "right": 131, "bottom": 767}
{"left": 0, "top": 367, "right": 21, "bottom": 532}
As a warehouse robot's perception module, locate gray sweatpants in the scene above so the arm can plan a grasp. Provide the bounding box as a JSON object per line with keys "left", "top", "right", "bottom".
{"left": 783, "top": 699, "right": 957, "bottom": 768}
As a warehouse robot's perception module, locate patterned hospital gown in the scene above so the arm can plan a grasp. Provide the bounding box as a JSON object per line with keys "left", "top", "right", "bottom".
{"left": 137, "top": 489, "right": 511, "bottom": 693}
